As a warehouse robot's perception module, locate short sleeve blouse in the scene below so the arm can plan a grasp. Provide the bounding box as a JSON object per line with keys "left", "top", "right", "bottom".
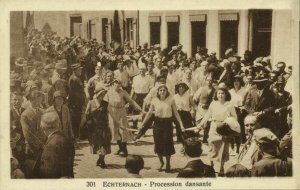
{"left": 151, "top": 96, "right": 174, "bottom": 118}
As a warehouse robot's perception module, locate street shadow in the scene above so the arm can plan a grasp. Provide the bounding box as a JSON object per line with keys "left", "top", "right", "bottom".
{"left": 164, "top": 168, "right": 181, "bottom": 174}
{"left": 105, "top": 164, "right": 125, "bottom": 169}
{"left": 127, "top": 154, "right": 157, "bottom": 158}
{"left": 131, "top": 140, "right": 154, "bottom": 146}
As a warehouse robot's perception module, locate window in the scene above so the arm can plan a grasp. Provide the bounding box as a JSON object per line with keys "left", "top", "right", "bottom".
{"left": 70, "top": 16, "right": 82, "bottom": 37}
{"left": 126, "top": 18, "right": 134, "bottom": 45}
{"left": 250, "top": 10, "right": 272, "bottom": 57}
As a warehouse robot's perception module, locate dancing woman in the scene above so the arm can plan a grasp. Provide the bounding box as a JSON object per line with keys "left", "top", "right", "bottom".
{"left": 195, "top": 83, "right": 237, "bottom": 176}
{"left": 141, "top": 84, "right": 184, "bottom": 172}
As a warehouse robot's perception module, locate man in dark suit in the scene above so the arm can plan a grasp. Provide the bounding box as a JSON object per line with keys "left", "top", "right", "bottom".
{"left": 243, "top": 75, "right": 276, "bottom": 133}
{"left": 39, "top": 112, "right": 75, "bottom": 178}
{"left": 68, "top": 63, "right": 86, "bottom": 139}
{"left": 251, "top": 128, "right": 292, "bottom": 177}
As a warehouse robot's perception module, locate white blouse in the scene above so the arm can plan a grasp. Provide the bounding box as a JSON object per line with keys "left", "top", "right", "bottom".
{"left": 151, "top": 96, "right": 174, "bottom": 118}
{"left": 173, "top": 92, "right": 190, "bottom": 112}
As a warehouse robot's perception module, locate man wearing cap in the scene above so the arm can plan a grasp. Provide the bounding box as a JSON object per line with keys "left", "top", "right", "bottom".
{"left": 68, "top": 63, "right": 86, "bottom": 139}
{"left": 52, "top": 59, "right": 68, "bottom": 85}
{"left": 146, "top": 61, "right": 157, "bottom": 87}
{"left": 275, "top": 62, "right": 289, "bottom": 82}
{"left": 243, "top": 74, "right": 276, "bottom": 117}
{"left": 251, "top": 128, "right": 292, "bottom": 177}
{"left": 39, "top": 112, "right": 75, "bottom": 178}
{"left": 85, "top": 62, "right": 105, "bottom": 100}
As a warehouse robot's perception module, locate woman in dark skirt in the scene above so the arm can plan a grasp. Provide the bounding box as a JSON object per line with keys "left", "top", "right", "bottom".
{"left": 141, "top": 84, "right": 184, "bottom": 172}
{"left": 174, "top": 82, "right": 197, "bottom": 142}
{"left": 85, "top": 84, "right": 111, "bottom": 168}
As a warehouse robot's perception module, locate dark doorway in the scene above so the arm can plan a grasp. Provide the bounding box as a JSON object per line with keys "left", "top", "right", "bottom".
{"left": 220, "top": 21, "right": 238, "bottom": 58}
{"left": 167, "top": 22, "right": 179, "bottom": 50}
{"left": 102, "top": 18, "right": 108, "bottom": 44}
{"left": 70, "top": 16, "right": 82, "bottom": 36}
{"left": 191, "top": 21, "right": 206, "bottom": 57}
{"left": 150, "top": 22, "right": 161, "bottom": 45}
{"left": 251, "top": 10, "right": 272, "bottom": 58}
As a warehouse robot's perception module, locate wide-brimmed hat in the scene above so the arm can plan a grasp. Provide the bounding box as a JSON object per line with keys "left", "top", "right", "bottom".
{"left": 71, "top": 63, "right": 83, "bottom": 70}
{"left": 216, "top": 117, "right": 241, "bottom": 137}
{"left": 252, "top": 75, "right": 269, "bottom": 83}
{"left": 15, "top": 58, "right": 27, "bottom": 67}
{"left": 253, "top": 128, "right": 279, "bottom": 147}
{"left": 55, "top": 60, "right": 67, "bottom": 70}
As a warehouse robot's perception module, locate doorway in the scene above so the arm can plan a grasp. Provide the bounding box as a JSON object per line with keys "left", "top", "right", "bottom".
{"left": 220, "top": 21, "right": 238, "bottom": 58}
{"left": 251, "top": 10, "right": 272, "bottom": 57}
{"left": 191, "top": 21, "right": 206, "bottom": 56}
{"left": 150, "top": 22, "right": 161, "bottom": 45}
{"left": 167, "top": 22, "right": 179, "bottom": 50}
{"left": 70, "top": 16, "right": 82, "bottom": 37}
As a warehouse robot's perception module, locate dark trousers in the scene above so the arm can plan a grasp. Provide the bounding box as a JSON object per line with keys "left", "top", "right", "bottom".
{"left": 70, "top": 108, "right": 83, "bottom": 139}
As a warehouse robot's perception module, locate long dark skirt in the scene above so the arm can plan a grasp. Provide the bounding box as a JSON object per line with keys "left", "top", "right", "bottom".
{"left": 153, "top": 117, "right": 175, "bottom": 156}
{"left": 174, "top": 110, "right": 198, "bottom": 142}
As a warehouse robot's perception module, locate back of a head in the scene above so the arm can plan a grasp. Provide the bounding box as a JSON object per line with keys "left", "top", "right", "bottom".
{"left": 41, "top": 111, "right": 60, "bottom": 132}
{"left": 225, "top": 164, "right": 250, "bottom": 177}
{"left": 184, "top": 138, "right": 202, "bottom": 158}
{"left": 125, "top": 155, "right": 144, "bottom": 174}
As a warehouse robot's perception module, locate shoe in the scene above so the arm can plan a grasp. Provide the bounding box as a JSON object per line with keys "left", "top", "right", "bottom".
{"left": 100, "top": 163, "right": 107, "bottom": 168}
{"left": 218, "top": 172, "right": 224, "bottom": 177}
{"left": 114, "top": 140, "right": 122, "bottom": 155}
{"left": 119, "top": 142, "right": 128, "bottom": 157}
{"left": 96, "top": 158, "right": 101, "bottom": 166}
{"left": 158, "top": 162, "right": 164, "bottom": 172}
{"left": 165, "top": 164, "right": 171, "bottom": 173}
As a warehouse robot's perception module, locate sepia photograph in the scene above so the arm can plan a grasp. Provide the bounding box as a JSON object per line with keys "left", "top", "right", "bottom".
{"left": 1, "top": 0, "right": 300, "bottom": 189}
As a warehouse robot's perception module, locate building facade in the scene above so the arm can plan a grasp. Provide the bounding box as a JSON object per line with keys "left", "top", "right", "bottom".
{"left": 27, "top": 9, "right": 295, "bottom": 65}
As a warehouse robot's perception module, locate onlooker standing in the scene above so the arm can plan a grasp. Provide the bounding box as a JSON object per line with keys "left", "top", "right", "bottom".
{"left": 68, "top": 63, "right": 86, "bottom": 139}
{"left": 39, "top": 112, "right": 75, "bottom": 178}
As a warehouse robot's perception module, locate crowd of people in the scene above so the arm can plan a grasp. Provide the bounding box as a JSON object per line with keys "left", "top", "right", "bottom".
{"left": 10, "top": 28, "right": 293, "bottom": 178}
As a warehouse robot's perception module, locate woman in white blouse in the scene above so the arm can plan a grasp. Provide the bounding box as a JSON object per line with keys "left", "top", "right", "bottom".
{"left": 173, "top": 82, "right": 196, "bottom": 143}
{"left": 141, "top": 84, "right": 184, "bottom": 173}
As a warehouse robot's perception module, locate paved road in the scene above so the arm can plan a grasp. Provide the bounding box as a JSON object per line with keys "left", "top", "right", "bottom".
{"left": 74, "top": 128, "right": 239, "bottom": 178}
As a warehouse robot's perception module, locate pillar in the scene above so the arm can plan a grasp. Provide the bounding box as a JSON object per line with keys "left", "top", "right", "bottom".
{"left": 238, "top": 10, "right": 249, "bottom": 56}
{"left": 206, "top": 10, "right": 220, "bottom": 58}
{"left": 271, "top": 10, "right": 293, "bottom": 67}
{"left": 180, "top": 11, "right": 191, "bottom": 57}
{"left": 139, "top": 11, "right": 150, "bottom": 46}
{"left": 160, "top": 12, "right": 167, "bottom": 49}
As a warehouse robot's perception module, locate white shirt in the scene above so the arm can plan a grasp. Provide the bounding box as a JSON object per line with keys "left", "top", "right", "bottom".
{"left": 151, "top": 97, "right": 173, "bottom": 118}
{"left": 229, "top": 87, "right": 246, "bottom": 107}
{"left": 174, "top": 92, "right": 191, "bottom": 112}
{"left": 132, "top": 75, "right": 153, "bottom": 94}
{"left": 239, "top": 137, "right": 257, "bottom": 170}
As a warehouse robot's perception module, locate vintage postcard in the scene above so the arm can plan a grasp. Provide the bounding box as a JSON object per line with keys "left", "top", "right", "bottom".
{"left": 0, "top": 0, "right": 299, "bottom": 189}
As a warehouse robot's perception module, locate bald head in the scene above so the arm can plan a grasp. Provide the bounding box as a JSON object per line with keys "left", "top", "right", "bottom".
{"left": 41, "top": 112, "right": 60, "bottom": 136}
{"left": 244, "top": 114, "right": 257, "bottom": 135}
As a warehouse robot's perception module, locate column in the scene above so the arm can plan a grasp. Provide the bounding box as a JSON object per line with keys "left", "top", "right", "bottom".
{"left": 271, "top": 10, "right": 293, "bottom": 67}
{"left": 238, "top": 10, "right": 249, "bottom": 56}
{"left": 138, "top": 11, "right": 150, "bottom": 45}
{"left": 95, "top": 17, "right": 101, "bottom": 42}
{"left": 160, "top": 12, "right": 167, "bottom": 49}
{"left": 206, "top": 10, "right": 220, "bottom": 57}
{"left": 180, "top": 11, "right": 191, "bottom": 57}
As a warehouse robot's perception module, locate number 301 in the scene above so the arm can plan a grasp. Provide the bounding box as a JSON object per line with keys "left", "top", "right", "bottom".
{"left": 86, "top": 182, "right": 96, "bottom": 187}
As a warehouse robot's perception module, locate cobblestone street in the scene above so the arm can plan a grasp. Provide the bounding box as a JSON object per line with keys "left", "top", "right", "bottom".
{"left": 74, "top": 128, "right": 239, "bottom": 178}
